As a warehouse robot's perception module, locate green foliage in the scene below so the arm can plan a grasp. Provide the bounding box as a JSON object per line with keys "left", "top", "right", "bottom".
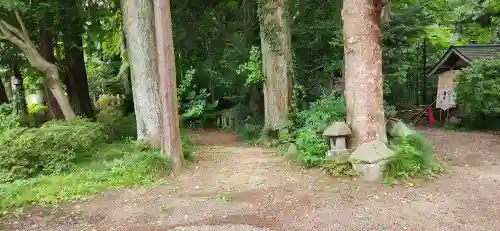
{"left": 236, "top": 46, "right": 263, "bottom": 86}
{"left": 0, "top": 103, "right": 20, "bottom": 132}
{"left": 294, "top": 93, "right": 346, "bottom": 132}
{"left": 383, "top": 134, "right": 442, "bottom": 182}
{"left": 27, "top": 102, "right": 48, "bottom": 126}
{"left": 0, "top": 143, "right": 171, "bottom": 214}
{"left": 177, "top": 68, "right": 218, "bottom": 127}
{"left": 320, "top": 155, "right": 359, "bottom": 177}
{"left": 237, "top": 122, "right": 264, "bottom": 143}
{"left": 0, "top": 118, "right": 105, "bottom": 183}
{"left": 455, "top": 58, "right": 500, "bottom": 117}
{"left": 96, "top": 106, "right": 137, "bottom": 140}
{"left": 294, "top": 129, "right": 328, "bottom": 168}
{"left": 181, "top": 133, "right": 196, "bottom": 161}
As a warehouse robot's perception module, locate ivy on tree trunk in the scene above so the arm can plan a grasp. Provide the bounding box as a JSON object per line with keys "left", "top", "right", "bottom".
{"left": 259, "top": 0, "right": 294, "bottom": 131}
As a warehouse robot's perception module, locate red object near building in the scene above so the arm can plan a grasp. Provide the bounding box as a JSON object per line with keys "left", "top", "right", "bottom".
{"left": 427, "top": 106, "right": 436, "bottom": 125}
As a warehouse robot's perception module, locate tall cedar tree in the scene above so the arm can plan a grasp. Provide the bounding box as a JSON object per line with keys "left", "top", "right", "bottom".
{"left": 259, "top": 0, "right": 294, "bottom": 131}
{"left": 153, "top": 0, "right": 183, "bottom": 171}
{"left": 342, "top": 0, "right": 388, "bottom": 148}
{"left": 121, "top": 0, "right": 162, "bottom": 147}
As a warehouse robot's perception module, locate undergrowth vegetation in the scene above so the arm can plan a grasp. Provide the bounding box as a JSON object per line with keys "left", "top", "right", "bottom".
{"left": 0, "top": 104, "right": 195, "bottom": 215}
{"left": 235, "top": 91, "right": 443, "bottom": 183}
{"left": 383, "top": 134, "right": 443, "bottom": 183}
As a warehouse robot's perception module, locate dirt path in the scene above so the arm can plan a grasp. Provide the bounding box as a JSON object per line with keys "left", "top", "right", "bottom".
{"left": 2, "top": 129, "right": 500, "bottom": 231}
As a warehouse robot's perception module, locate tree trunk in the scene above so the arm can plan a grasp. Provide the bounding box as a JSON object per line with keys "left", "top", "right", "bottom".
{"left": 153, "top": 0, "right": 183, "bottom": 171}
{"left": 63, "top": 38, "right": 94, "bottom": 117}
{"left": 121, "top": 0, "right": 162, "bottom": 147}
{"left": 0, "top": 78, "right": 8, "bottom": 104}
{"left": 12, "top": 61, "right": 28, "bottom": 122}
{"left": 259, "top": 0, "right": 293, "bottom": 131}
{"left": 342, "top": 0, "right": 387, "bottom": 149}
{"left": 3, "top": 77, "right": 12, "bottom": 100}
{"left": 61, "top": 0, "right": 93, "bottom": 118}
{"left": 40, "top": 24, "right": 64, "bottom": 119}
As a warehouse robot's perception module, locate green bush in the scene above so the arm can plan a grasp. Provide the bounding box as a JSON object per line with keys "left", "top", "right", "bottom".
{"left": 455, "top": 58, "right": 500, "bottom": 118}
{"left": 294, "top": 129, "right": 328, "bottom": 168}
{"left": 287, "top": 93, "right": 346, "bottom": 168}
{"left": 181, "top": 133, "right": 196, "bottom": 161}
{"left": 0, "top": 143, "right": 171, "bottom": 214}
{"left": 0, "top": 103, "right": 20, "bottom": 132}
{"left": 237, "top": 122, "right": 264, "bottom": 142}
{"left": 321, "top": 155, "right": 359, "bottom": 177}
{"left": 0, "top": 118, "right": 105, "bottom": 183}
{"left": 383, "top": 134, "right": 442, "bottom": 182}
{"left": 96, "top": 106, "right": 137, "bottom": 140}
{"left": 294, "top": 93, "right": 346, "bottom": 132}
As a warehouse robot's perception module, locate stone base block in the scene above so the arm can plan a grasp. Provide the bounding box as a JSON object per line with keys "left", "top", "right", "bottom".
{"left": 352, "top": 160, "right": 388, "bottom": 182}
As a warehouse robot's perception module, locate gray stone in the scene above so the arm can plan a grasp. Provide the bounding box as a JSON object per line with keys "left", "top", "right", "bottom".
{"left": 388, "top": 120, "right": 416, "bottom": 137}
{"left": 322, "top": 121, "right": 351, "bottom": 136}
{"left": 352, "top": 160, "right": 388, "bottom": 182}
{"left": 349, "top": 140, "right": 394, "bottom": 164}
{"left": 448, "top": 116, "right": 462, "bottom": 125}
{"left": 287, "top": 143, "right": 298, "bottom": 156}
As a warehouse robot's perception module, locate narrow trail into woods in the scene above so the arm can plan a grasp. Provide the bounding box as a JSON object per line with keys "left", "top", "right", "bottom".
{"left": 3, "top": 129, "right": 500, "bottom": 231}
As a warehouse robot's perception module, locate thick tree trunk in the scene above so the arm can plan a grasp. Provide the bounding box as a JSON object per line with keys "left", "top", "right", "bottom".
{"left": 0, "top": 78, "right": 8, "bottom": 104}
{"left": 61, "top": 0, "right": 93, "bottom": 118}
{"left": 342, "top": 0, "right": 387, "bottom": 149}
{"left": 40, "top": 25, "right": 64, "bottom": 119}
{"left": 121, "top": 0, "right": 162, "bottom": 147}
{"left": 63, "top": 38, "right": 94, "bottom": 117}
{"left": 153, "top": 0, "right": 183, "bottom": 171}
{"left": 12, "top": 61, "right": 28, "bottom": 122}
{"left": 259, "top": 0, "right": 293, "bottom": 131}
{"left": 3, "top": 77, "right": 12, "bottom": 100}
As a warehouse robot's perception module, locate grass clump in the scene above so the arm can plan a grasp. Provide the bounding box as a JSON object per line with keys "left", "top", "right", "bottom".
{"left": 320, "top": 155, "right": 359, "bottom": 177}
{"left": 383, "top": 134, "right": 443, "bottom": 182}
{"left": 0, "top": 143, "right": 171, "bottom": 215}
{"left": 0, "top": 118, "right": 105, "bottom": 183}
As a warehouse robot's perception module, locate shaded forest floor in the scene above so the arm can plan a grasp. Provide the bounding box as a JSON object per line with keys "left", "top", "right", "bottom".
{"left": 2, "top": 129, "right": 500, "bottom": 231}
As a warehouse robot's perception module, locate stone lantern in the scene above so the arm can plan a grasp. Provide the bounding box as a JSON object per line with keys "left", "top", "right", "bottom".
{"left": 322, "top": 121, "right": 351, "bottom": 156}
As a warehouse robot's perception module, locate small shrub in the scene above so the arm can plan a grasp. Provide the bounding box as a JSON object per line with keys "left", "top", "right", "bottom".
{"left": 27, "top": 102, "right": 48, "bottom": 127}
{"left": 455, "top": 58, "right": 500, "bottom": 118}
{"left": 294, "top": 93, "right": 346, "bottom": 132}
{"left": 0, "top": 118, "right": 105, "bottom": 183}
{"left": 237, "top": 122, "right": 264, "bottom": 142}
{"left": 181, "top": 133, "right": 196, "bottom": 161}
{"left": 96, "top": 106, "right": 137, "bottom": 140}
{"left": 0, "top": 103, "right": 20, "bottom": 132}
{"left": 321, "top": 155, "right": 359, "bottom": 177}
{"left": 295, "top": 129, "right": 328, "bottom": 168}
{"left": 383, "top": 134, "right": 442, "bottom": 182}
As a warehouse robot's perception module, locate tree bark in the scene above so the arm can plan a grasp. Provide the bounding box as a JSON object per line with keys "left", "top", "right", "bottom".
{"left": 12, "top": 61, "right": 28, "bottom": 123}
{"left": 39, "top": 22, "right": 64, "bottom": 119}
{"left": 342, "top": 0, "right": 387, "bottom": 148}
{"left": 61, "top": 0, "right": 94, "bottom": 118}
{"left": 153, "top": 0, "right": 183, "bottom": 172}
{"left": 0, "top": 78, "right": 8, "bottom": 104}
{"left": 0, "top": 14, "right": 75, "bottom": 120}
{"left": 259, "top": 0, "right": 293, "bottom": 131}
{"left": 121, "top": 0, "right": 162, "bottom": 147}
{"left": 63, "top": 38, "right": 94, "bottom": 117}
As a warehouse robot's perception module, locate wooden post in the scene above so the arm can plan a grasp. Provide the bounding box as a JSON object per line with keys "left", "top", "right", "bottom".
{"left": 153, "top": 0, "right": 183, "bottom": 172}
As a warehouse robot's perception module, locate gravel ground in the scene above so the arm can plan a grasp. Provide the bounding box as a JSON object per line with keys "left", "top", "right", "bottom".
{"left": 2, "top": 128, "right": 500, "bottom": 231}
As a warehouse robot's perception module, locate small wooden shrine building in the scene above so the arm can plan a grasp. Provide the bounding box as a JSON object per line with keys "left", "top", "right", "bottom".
{"left": 428, "top": 44, "right": 500, "bottom": 114}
